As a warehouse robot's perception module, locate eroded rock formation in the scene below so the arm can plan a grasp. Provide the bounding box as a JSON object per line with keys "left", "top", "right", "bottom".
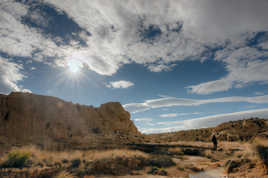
{"left": 0, "top": 92, "right": 142, "bottom": 150}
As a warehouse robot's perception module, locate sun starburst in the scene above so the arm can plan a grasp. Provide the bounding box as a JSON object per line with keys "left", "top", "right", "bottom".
{"left": 67, "top": 59, "right": 82, "bottom": 75}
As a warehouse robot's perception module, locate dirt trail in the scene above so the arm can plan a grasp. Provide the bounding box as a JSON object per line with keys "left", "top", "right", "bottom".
{"left": 101, "top": 176, "right": 167, "bottom": 178}
{"left": 189, "top": 168, "right": 227, "bottom": 178}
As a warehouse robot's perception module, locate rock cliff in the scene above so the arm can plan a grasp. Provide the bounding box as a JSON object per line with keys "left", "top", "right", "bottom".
{"left": 0, "top": 92, "right": 142, "bottom": 150}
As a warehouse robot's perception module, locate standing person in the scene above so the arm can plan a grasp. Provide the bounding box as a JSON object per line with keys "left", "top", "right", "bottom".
{"left": 212, "top": 134, "right": 218, "bottom": 151}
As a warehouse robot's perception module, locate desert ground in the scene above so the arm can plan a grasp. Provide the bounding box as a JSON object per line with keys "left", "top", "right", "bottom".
{"left": 1, "top": 139, "right": 268, "bottom": 178}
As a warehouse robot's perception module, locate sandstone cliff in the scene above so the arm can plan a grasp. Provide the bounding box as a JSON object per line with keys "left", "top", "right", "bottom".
{"left": 0, "top": 92, "right": 142, "bottom": 150}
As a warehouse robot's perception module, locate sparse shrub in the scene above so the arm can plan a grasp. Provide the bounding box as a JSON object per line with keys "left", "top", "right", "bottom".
{"left": 177, "top": 166, "right": 185, "bottom": 171}
{"left": 147, "top": 167, "right": 158, "bottom": 175}
{"left": 36, "top": 162, "right": 44, "bottom": 168}
{"left": 92, "top": 128, "right": 101, "bottom": 134}
{"left": 189, "top": 167, "right": 203, "bottom": 172}
{"left": 70, "top": 158, "right": 81, "bottom": 168}
{"left": 54, "top": 162, "right": 62, "bottom": 168}
{"left": 148, "top": 156, "right": 176, "bottom": 168}
{"left": 158, "top": 169, "right": 168, "bottom": 176}
{"left": 147, "top": 167, "right": 168, "bottom": 176}
{"left": 87, "top": 156, "right": 148, "bottom": 175}
{"left": 62, "top": 159, "right": 69, "bottom": 164}
{"left": 182, "top": 148, "right": 202, "bottom": 156}
{"left": 0, "top": 151, "right": 31, "bottom": 168}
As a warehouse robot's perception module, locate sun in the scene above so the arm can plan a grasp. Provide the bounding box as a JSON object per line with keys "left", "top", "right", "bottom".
{"left": 67, "top": 59, "right": 82, "bottom": 74}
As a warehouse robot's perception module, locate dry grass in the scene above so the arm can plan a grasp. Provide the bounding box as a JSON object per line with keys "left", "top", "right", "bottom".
{"left": 219, "top": 138, "right": 268, "bottom": 178}
{"left": 4, "top": 145, "right": 149, "bottom": 164}
{"left": 167, "top": 147, "right": 183, "bottom": 153}
{"left": 2, "top": 139, "right": 268, "bottom": 177}
{"left": 0, "top": 146, "right": 152, "bottom": 177}
{"left": 163, "top": 141, "right": 212, "bottom": 148}
{"left": 53, "top": 171, "right": 74, "bottom": 178}
{"left": 252, "top": 138, "right": 268, "bottom": 165}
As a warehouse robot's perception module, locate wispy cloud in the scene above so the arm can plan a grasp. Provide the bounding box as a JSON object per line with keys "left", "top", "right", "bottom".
{"left": 0, "top": 57, "right": 30, "bottom": 93}
{"left": 106, "top": 80, "right": 134, "bottom": 89}
{"left": 160, "top": 112, "right": 201, "bottom": 118}
{"left": 187, "top": 48, "right": 268, "bottom": 94}
{"left": 133, "top": 117, "right": 155, "bottom": 126}
{"left": 124, "top": 95, "right": 268, "bottom": 113}
{"left": 142, "top": 108, "right": 268, "bottom": 133}
{"left": 141, "top": 125, "right": 185, "bottom": 134}
{"left": 147, "top": 64, "right": 176, "bottom": 72}
{"left": 134, "top": 118, "right": 153, "bottom": 122}
{"left": 255, "top": 92, "right": 265, "bottom": 96}
{"left": 258, "top": 42, "right": 268, "bottom": 50}
{"left": 177, "top": 112, "right": 201, "bottom": 116}
{"left": 160, "top": 113, "right": 178, "bottom": 118}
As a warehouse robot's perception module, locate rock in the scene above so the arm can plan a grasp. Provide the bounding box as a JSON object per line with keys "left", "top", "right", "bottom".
{"left": 0, "top": 92, "right": 142, "bottom": 150}
{"left": 225, "top": 160, "right": 241, "bottom": 173}
{"left": 148, "top": 156, "right": 176, "bottom": 168}
{"left": 218, "top": 148, "right": 223, "bottom": 152}
{"left": 224, "top": 159, "right": 250, "bottom": 173}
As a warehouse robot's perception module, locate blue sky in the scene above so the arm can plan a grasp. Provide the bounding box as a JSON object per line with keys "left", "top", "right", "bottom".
{"left": 1, "top": 0, "right": 268, "bottom": 133}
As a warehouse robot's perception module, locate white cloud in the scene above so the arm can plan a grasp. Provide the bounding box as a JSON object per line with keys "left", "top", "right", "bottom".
{"left": 147, "top": 64, "right": 176, "bottom": 72}
{"left": 187, "top": 79, "right": 233, "bottom": 95}
{"left": 124, "top": 95, "right": 268, "bottom": 113}
{"left": 44, "top": 0, "right": 268, "bottom": 86}
{"left": 259, "top": 42, "right": 268, "bottom": 50}
{"left": 133, "top": 117, "right": 155, "bottom": 126}
{"left": 153, "top": 108, "right": 268, "bottom": 134}
{"left": 134, "top": 118, "right": 153, "bottom": 122}
{"left": 123, "top": 103, "right": 150, "bottom": 113}
{"left": 176, "top": 112, "right": 201, "bottom": 116}
{"left": 187, "top": 48, "right": 268, "bottom": 94}
{"left": 1, "top": 0, "right": 268, "bottom": 89}
{"left": 106, "top": 80, "right": 134, "bottom": 89}
{"left": 0, "top": 0, "right": 59, "bottom": 61}
{"left": 141, "top": 125, "right": 185, "bottom": 134}
{"left": 160, "top": 113, "right": 177, "bottom": 118}
{"left": 0, "top": 57, "right": 30, "bottom": 93}
{"left": 160, "top": 112, "right": 201, "bottom": 118}
{"left": 255, "top": 92, "right": 264, "bottom": 96}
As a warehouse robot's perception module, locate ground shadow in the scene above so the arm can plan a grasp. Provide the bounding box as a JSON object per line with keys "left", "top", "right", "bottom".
{"left": 257, "top": 145, "right": 268, "bottom": 167}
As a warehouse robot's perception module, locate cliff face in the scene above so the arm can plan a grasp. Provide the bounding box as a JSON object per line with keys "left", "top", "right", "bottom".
{"left": 0, "top": 92, "right": 141, "bottom": 150}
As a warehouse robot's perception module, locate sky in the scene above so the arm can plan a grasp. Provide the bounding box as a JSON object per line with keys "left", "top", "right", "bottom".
{"left": 1, "top": 0, "right": 268, "bottom": 133}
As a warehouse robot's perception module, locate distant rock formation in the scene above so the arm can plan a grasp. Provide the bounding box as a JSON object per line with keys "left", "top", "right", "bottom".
{"left": 0, "top": 92, "right": 142, "bottom": 150}
{"left": 148, "top": 118, "right": 268, "bottom": 143}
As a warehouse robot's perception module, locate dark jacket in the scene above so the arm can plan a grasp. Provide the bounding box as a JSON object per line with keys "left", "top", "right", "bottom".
{"left": 212, "top": 135, "right": 217, "bottom": 144}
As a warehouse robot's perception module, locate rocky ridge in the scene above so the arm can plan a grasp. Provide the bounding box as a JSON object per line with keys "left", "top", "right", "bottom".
{"left": 148, "top": 118, "right": 268, "bottom": 143}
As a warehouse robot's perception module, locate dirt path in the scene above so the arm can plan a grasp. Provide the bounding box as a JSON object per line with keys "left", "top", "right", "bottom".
{"left": 100, "top": 176, "right": 167, "bottom": 178}
{"left": 189, "top": 168, "right": 227, "bottom": 178}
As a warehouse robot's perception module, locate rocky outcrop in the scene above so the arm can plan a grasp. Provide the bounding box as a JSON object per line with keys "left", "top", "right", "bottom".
{"left": 148, "top": 118, "right": 268, "bottom": 143}
{"left": 214, "top": 118, "right": 268, "bottom": 141}
{"left": 0, "top": 92, "right": 142, "bottom": 150}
